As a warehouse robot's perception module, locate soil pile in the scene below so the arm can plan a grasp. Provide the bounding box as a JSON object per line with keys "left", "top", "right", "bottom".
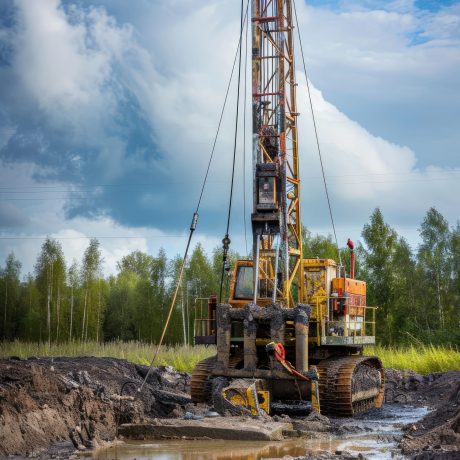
{"left": 1, "top": 357, "right": 459, "bottom": 460}
{"left": 385, "top": 369, "right": 460, "bottom": 458}
{"left": 0, "top": 356, "right": 190, "bottom": 458}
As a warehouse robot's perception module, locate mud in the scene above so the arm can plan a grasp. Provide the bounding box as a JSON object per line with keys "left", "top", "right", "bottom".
{"left": 0, "top": 357, "right": 458, "bottom": 460}
{"left": 0, "top": 357, "right": 190, "bottom": 458}
{"left": 385, "top": 369, "right": 460, "bottom": 459}
{"left": 352, "top": 364, "right": 381, "bottom": 393}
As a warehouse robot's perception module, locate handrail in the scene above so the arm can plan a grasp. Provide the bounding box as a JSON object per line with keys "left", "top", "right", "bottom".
{"left": 307, "top": 296, "right": 376, "bottom": 341}
{"left": 194, "top": 318, "right": 216, "bottom": 338}
{"left": 193, "top": 295, "right": 377, "bottom": 343}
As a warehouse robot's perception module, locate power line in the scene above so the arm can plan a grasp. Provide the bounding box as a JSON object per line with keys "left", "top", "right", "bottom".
{"left": 0, "top": 175, "right": 457, "bottom": 202}
{"left": 0, "top": 235, "right": 186, "bottom": 240}
{"left": 0, "top": 170, "right": 458, "bottom": 192}
{"left": 293, "top": 0, "right": 341, "bottom": 263}
{"left": 0, "top": 223, "right": 430, "bottom": 242}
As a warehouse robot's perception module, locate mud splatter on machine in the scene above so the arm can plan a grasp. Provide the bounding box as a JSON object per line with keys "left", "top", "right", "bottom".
{"left": 192, "top": 0, "right": 384, "bottom": 417}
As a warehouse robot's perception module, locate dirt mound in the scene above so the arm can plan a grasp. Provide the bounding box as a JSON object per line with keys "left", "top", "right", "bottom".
{"left": 0, "top": 357, "right": 190, "bottom": 458}
{"left": 385, "top": 369, "right": 460, "bottom": 408}
{"left": 1, "top": 359, "right": 458, "bottom": 459}
{"left": 384, "top": 369, "right": 460, "bottom": 458}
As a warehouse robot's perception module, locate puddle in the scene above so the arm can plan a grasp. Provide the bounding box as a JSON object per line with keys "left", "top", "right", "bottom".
{"left": 85, "top": 405, "right": 430, "bottom": 460}
{"left": 89, "top": 439, "right": 320, "bottom": 460}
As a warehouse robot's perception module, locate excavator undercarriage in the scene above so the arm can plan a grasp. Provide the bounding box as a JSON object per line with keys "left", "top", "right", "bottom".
{"left": 192, "top": 294, "right": 384, "bottom": 417}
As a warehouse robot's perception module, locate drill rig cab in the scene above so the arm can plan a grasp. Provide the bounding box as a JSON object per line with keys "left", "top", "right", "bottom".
{"left": 191, "top": 0, "right": 384, "bottom": 417}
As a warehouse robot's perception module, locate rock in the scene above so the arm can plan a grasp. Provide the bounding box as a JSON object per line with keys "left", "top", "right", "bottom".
{"left": 119, "top": 417, "right": 293, "bottom": 441}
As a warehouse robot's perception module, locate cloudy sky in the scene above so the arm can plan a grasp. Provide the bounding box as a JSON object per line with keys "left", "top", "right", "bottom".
{"left": 0, "top": 0, "right": 459, "bottom": 276}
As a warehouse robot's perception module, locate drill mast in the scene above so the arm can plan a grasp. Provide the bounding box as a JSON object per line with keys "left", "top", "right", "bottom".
{"left": 191, "top": 2, "right": 384, "bottom": 419}
{"left": 251, "top": 0, "right": 302, "bottom": 307}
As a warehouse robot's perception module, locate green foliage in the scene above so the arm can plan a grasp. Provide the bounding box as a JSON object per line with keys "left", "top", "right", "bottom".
{"left": 360, "top": 209, "right": 399, "bottom": 344}
{"left": 366, "top": 344, "right": 460, "bottom": 374}
{"left": 80, "top": 238, "right": 104, "bottom": 342}
{"left": 0, "top": 341, "right": 215, "bottom": 373}
{"left": 0, "top": 206, "right": 458, "bottom": 350}
{"left": 418, "top": 208, "right": 453, "bottom": 331}
{"left": 0, "top": 340, "right": 456, "bottom": 375}
{"left": 358, "top": 207, "right": 460, "bottom": 346}
{"left": 0, "top": 253, "right": 22, "bottom": 341}
{"left": 34, "top": 238, "right": 67, "bottom": 345}
{"left": 302, "top": 228, "right": 339, "bottom": 260}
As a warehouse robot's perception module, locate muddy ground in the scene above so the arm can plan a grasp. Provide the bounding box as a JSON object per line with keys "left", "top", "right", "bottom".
{"left": 385, "top": 368, "right": 460, "bottom": 459}
{"left": 0, "top": 357, "right": 458, "bottom": 459}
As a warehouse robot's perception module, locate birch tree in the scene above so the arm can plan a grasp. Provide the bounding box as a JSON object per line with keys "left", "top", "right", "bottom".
{"left": 80, "top": 239, "right": 103, "bottom": 341}
{"left": 68, "top": 260, "right": 79, "bottom": 341}
{"left": 35, "top": 238, "right": 66, "bottom": 345}
{"left": 361, "top": 208, "right": 398, "bottom": 344}
{"left": 418, "top": 207, "right": 450, "bottom": 330}
{"left": 0, "top": 253, "right": 21, "bottom": 341}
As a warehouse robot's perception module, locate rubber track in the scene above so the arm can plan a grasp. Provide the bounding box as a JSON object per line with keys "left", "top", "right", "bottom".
{"left": 317, "top": 355, "right": 384, "bottom": 417}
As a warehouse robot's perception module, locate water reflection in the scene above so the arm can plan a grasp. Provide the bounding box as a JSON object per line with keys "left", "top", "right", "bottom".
{"left": 89, "top": 438, "right": 358, "bottom": 460}
{"left": 86, "top": 405, "right": 430, "bottom": 460}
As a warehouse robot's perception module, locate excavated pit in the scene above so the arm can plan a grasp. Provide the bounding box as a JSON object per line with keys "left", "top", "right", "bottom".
{"left": 0, "top": 357, "right": 458, "bottom": 459}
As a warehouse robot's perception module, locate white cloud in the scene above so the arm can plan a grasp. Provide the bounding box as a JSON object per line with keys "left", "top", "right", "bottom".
{"left": 15, "top": 0, "right": 108, "bottom": 116}
{"left": 1, "top": 0, "right": 459, "bottom": 272}
{"left": 0, "top": 161, "right": 224, "bottom": 276}
{"left": 297, "top": 79, "right": 460, "bottom": 238}
{"left": 12, "top": 0, "right": 140, "bottom": 180}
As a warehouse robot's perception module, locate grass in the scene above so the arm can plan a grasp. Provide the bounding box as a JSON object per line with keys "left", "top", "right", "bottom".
{"left": 0, "top": 340, "right": 216, "bottom": 373}
{"left": 1, "top": 341, "right": 458, "bottom": 374}
{"left": 365, "top": 344, "right": 460, "bottom": 374}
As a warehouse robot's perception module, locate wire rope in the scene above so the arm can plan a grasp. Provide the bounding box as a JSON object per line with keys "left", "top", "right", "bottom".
{"left": 138, "top": 0, "right": 250, "bottom": 392}
{"left": 292, "top": 0, "right": 342, "bottom": 265}
{"left": 243, "top": 5, "right": 249, "bottom": 257}
{"left": 219, "top": 0, "right": 246, "bottom": 302}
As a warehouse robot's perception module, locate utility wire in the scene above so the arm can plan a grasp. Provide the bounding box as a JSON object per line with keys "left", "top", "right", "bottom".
{"left": 0, "top": 235, "right": 185, "bottom": 240}
{"left": 219, "top": 0, "right": 246, "bottom": 302}
{"left": 242, "top": 6, "right": 249, "bottom": 257}
{"left": 195, "top": 0, "right": 250, "bottom": 212}
{"left": 0, "top": 170, "right": 458, "bottom": 192}
{"left": 139, "top": 0, "right": 250, "bottom": 392}
{"left": 293, "top": 0, "right": 342, "bottom": 265}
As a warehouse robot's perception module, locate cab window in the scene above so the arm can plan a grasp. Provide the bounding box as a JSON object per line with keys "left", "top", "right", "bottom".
{"left": 234, "top": 266, "right": 254, "bottom": 300}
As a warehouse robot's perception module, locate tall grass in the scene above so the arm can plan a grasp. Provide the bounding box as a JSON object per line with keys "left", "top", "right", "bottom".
{"left": 0, "top": 340, "right": 215, "bottom": 373}
{"left": 366, "top": 344, "right": 460, "bottom": 374}
{"left": 1, "top": 341, "right": 458, "bottom": 374}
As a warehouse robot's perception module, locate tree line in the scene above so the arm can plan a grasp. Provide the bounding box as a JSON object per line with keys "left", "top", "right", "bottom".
{"left": 0, "top": 207, "right": 458, "bottom": 346}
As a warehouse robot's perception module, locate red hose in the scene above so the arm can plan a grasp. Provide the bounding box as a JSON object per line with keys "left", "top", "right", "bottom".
{"left": 271, "top": 342, "right": 310, "bottom": 381}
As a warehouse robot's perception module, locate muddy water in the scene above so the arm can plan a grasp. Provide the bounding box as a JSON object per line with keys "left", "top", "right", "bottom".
{"left": 86, "top": 405, "right": 429, "bottom": 460}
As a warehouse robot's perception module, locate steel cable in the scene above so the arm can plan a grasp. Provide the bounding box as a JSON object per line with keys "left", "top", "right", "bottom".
{"left": 219, "top": 0, "right": 246, "bottom": 302}
{"left": 292, "top": 0, "right": 342, "bottom": 265}
{"left": 138, "top": 0, "right": 250, "bottom": 392}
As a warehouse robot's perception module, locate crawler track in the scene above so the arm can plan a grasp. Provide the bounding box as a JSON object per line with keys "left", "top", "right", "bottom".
{"left": 317, "top": 355, "right": 384, "bottom": 416}
{"left": 191, "top": 356, "right": 217, "bottom": 403}
{"left": 191, "top": 356, "right": 242, "bottom": 403}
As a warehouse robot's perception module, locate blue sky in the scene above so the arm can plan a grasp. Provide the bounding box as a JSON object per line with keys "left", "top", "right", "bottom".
{"left": 0, "top": 0, "right": 459, "bottom": 275}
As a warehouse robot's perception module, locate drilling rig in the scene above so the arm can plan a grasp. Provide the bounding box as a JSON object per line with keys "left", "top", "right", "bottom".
{"left": 191, "top": 0, "right": 384, "bottom": 417}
